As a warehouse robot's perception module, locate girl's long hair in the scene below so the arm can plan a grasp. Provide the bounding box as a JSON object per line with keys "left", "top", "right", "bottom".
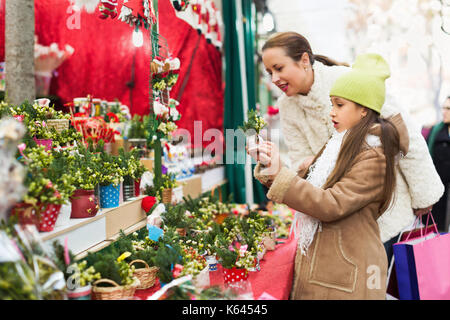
{"left": 262, "top": 32, "right": 349, "bottom": 67}
{"left": 322, "top": 108, "right": 400, "bottom": 213}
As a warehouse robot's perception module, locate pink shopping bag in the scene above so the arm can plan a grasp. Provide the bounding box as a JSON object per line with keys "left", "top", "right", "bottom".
{"left": 412, "top": 213, "right": 450, "bottom": 300}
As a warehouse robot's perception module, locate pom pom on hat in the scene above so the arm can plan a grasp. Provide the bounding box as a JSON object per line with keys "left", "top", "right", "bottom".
{"left": 330, "top": 53, "right": 390, "bottom": 114}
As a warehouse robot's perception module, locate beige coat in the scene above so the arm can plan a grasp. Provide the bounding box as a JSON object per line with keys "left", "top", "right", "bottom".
{"left": 254, "top": 118, "right": 409, "bottom": 300}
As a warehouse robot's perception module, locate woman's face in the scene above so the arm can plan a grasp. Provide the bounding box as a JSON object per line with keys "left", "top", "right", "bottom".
{"left": 330, "top": 96, "right": 368, "bottom": 132}
{"left": 262, "top": 47, "right": 313, "bottom": 96}
{"left": 442, "top": 98, "right": 450, "bottom": 124}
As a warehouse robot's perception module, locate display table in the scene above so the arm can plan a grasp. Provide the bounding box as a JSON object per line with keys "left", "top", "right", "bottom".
{"left": 134, "top": 237, "right": 298, "bottom": 300}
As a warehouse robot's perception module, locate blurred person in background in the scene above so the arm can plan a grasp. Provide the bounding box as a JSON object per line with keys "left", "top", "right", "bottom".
{"left": 426, "top": 96, "right": 450, "bottom": 232}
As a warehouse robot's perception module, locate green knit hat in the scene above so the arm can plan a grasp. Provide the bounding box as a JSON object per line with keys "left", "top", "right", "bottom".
{"left": 329, "top": 53, "right": 391, "bottom": 113}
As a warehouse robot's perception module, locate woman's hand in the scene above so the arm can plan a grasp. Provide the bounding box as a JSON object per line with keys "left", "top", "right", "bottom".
{"left": 413, "top": 205, "right": 433, "bottom": 217}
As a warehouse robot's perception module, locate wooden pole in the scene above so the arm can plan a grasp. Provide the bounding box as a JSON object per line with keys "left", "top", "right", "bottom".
{"left": 5, "top": 0, "right": 35, "bottom": 105}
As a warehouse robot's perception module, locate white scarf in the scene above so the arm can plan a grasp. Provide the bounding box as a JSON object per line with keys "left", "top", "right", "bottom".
{"left": 290, "top": 130, "right": 381, "bottom": 255}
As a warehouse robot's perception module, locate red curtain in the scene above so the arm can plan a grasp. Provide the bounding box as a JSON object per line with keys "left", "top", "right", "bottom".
{"left": 0, "top": 0, "right": 224, "bottom": 148}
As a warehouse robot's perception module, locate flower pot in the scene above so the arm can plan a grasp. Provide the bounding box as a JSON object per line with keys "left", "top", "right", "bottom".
{"left": 67, "top": 284, "right": 92, "bottom": 300}
{"left": 176, "top": 227, "right": 186, "bottom": 237}
{"left": 206, "top": 255, "right": 218, "bottom": 271}
{"left": 222, "top": 267, "right": 249, "bottom": 284}
{"left": 119, "top": 182, "right": 124, "bottom": 205}
{"left": 33, "top": 137, "right": 53, "bottom": 151}
{"left": 70, "top": 189, "right": 99, "bottom": 219}
{"left": 123, "top": 177, "right": 135, "bottom": 202}
{"left": 37, "top": 203, "right": 62, "bottom": 232}
{"left": 10, "top": 203, "right": 39, "bottom": 226}
{"left": 11, "top": 203, "right": 61, "bottom": 232}
{"left": 55, "top": 202, "right": 71, "bottom": 227}
{"left": 161, "top": 188, "right": 172, "bottom": 204}
{"left": 134, "top": 178, "right": 141, "bottom": 197}
{"left": 99, "top": 184, "right": 120, "bottom": 208}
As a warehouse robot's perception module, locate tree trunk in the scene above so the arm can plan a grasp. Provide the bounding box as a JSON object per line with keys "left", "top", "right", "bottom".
{"left": 5, "top": 0, "right": 35, "bottom": 105}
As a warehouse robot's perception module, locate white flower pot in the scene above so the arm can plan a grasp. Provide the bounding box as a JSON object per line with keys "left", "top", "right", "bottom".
{"left": 55, "top": 202, "right": 71, "bottom": 227}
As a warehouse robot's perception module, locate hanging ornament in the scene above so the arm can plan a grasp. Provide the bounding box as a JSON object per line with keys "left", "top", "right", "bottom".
{"left": 119, "top": 0, "right": 156, "bottom": 29}
{"left": 171, "top": 0, "right": 190, "bottom": 12}
{"left": 98, "top": 0, "right": 118, "bottom": 19}
{"left": 73, "top": 0, "right": 100, "bottom": 13}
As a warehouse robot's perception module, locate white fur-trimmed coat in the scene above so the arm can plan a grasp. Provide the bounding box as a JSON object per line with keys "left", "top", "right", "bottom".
{"left": 277, "top": 61, "right": 445, "bottom": 242}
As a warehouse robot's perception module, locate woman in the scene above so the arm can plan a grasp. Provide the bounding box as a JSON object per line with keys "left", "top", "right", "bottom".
{"left": 249, "top": 53, "right": 408, "bottom": 299}
{"left": 261, "top": 32, "right": 444, "bottom": 245}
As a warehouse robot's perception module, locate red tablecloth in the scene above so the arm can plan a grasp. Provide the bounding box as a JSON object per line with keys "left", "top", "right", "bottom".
{"left": 134, "top": 237, "right": 298, "bottom": 300}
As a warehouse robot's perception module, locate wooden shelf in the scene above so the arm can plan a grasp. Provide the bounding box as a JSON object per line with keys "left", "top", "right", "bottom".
{"left": 40, "top": 166, "right": 228, "bottom": 259}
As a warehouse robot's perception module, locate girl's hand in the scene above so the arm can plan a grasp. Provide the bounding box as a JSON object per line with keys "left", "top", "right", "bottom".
{"left": 298, "top": 156, "right": 315, "bottom": 171}
{"left": 255, "top": 141, "right": 282, "bottom": 179}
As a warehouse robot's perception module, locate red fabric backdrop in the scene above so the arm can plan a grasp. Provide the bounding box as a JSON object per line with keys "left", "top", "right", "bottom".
{"left": 0, "top": 0, "right": 224, "bottom": 148}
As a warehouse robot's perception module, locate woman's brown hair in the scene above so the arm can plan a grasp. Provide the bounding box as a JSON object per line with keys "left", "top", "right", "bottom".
{"left": 320, "top": 108, "right": 400, "bottom": 214}
{"left": 262, "top": 31, "right": 349, "bottom": 67}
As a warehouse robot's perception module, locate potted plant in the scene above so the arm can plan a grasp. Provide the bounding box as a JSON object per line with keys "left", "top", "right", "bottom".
{"left": 13, "top": 146, "right": 76, "bottom": 232}
{"left": 69, "top": 143, "right": 101, "bottom": 218}
{"left": 117, "top": 148, "right": 147, "bottom": 201}
{"left": 161, "top": 204, "right": 190, "bottom": 237}
{"left": 159, "top": 173, "right": 178, "bottom": 204}
{"left": 87, "top": 249, "right": 139, "bottom": 300}
{"left": 52, "top": 240, "right": 100, "bottom": 300}
{"left": 214, "top": 235, "right": 255, "bottom": 285}
{"left": 98, "top": 150, "right": 124, "bottom": 209}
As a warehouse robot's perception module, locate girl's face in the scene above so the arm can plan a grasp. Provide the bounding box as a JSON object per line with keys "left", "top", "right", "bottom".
{"left": 262, "top": 47, "right": 313, "bottom": 96}
{"left": 330, "top": 96, "right": 368, "bottom": 132}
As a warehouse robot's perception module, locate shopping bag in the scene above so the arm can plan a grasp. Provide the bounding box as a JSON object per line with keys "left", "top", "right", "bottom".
{"left": 393, "top": 214, "right": 439, "bottom": 300}
{"left": 387, "top": 222, "right": 439, "bottom": 299}
{"left": 412, "top": 214, "right": 450, "bottom": 300}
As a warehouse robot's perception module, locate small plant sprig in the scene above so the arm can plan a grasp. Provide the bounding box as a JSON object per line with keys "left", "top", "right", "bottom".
{"left": 239, "top": 109, "right": 267, "bottom": 136}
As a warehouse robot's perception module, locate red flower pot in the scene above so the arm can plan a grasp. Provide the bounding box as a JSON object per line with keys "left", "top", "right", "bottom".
{"left": 222, "top": 267, "right": 249, "bottom": 284}
{"left": 10, "top": 203, "right": 39, "bottom": 226}
{"left": 37, "top": 203, "right": 61, "bottom": 232}
{"left": 70, "top": 189, "right": 99, "bottom": 219}
{"left": 10, "top": 202, "right": 61, "bottom": 232}
{"left": 134, "top": 179, "right": 141, "bottom": 197}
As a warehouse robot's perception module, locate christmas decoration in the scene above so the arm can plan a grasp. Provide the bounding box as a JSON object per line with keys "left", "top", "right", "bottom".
{"left": 171, "top": 0, "right": 190, "bottom": 12}
{"left": 119, "top": 0, "right": 157, "bottom": 29}
{"left": 73, "top": 0, "right": 101, "bottom": 13}
{"left": 98, "top": 0, "right": 119, "bottom": 19}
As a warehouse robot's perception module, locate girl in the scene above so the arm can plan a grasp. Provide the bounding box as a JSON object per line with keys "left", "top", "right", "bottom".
{"left": 261, "top": 31, "right": 444, "bottom": 247}
{"left": 249, "top": 53, "right": 409, "bottom": 299}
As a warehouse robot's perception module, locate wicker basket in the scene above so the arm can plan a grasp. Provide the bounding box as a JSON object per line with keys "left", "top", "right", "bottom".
{"left": 91, "top": 278, "right": 139, "bottom": 300}
{"left": 129, "top": 260, "right": 159, "bottom": 290}
{"left": 46, "top": 119, "right": 69, "bottom": 133}
{"left": 162, "top": 188, "right": 172, "bottom": 204}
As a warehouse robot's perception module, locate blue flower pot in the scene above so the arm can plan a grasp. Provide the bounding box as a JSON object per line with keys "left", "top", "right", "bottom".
{"left": 99, "top": 184, "right": 120, "bottom": 208}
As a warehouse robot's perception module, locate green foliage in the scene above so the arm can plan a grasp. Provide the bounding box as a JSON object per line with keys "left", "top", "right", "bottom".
{"left": 239, "top": 109, "right": 267, "bottom": 135}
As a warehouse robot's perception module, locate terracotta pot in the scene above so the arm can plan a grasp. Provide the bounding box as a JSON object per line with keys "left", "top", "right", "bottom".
{"left": 70, "top": 189, "right": 99, "bottom": 218}
{"left": 176, "top": 228, "right": 186, "bottom": 237}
